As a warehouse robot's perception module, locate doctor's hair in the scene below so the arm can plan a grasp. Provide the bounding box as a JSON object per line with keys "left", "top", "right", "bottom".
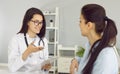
{"left": 18, "top": 7, "right": 46, "bottom": 38}
{"left": 81, "top": 4, "right": 117, "bottom": 74}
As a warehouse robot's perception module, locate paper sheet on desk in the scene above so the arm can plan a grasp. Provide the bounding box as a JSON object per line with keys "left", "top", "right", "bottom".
{"left": 26, "top": 57, "right": 57, "bottom": 72}
{"left": 41, "top": 57, "right": 57, "bottom": 67}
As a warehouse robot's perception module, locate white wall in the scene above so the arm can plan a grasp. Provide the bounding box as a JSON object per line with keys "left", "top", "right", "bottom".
{"left": 0, "top": 0, "right": 120, "bottom": 63}
{"left": 41, "top": 0, "right": 120, "bottom": 46}
{"left": 42, "top": 0, "right": 120, "bottom": 49}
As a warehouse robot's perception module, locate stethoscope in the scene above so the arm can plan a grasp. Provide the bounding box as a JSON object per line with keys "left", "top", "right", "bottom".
{"left": 24, "top": 33, "right": 44, "bottom": 47}
{"left": 24, "top": 33, "right": 45, "bottom": 59}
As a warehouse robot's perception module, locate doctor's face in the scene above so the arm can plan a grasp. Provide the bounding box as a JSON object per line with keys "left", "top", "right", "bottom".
{"left": 28, "top": 14, "right": 43, "bottom": 34}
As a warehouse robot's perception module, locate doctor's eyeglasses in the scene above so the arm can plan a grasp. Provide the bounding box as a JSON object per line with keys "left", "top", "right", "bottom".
{"left": 31, "top": 20, "right": 43, "bottom": 26}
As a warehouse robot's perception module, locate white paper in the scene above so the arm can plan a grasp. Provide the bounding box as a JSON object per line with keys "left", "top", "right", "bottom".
{"left": 25, "top": 56, "right": 57, "bottom": 72}
{"left": 41, "top": 56, "right": 57, "bottom": 67}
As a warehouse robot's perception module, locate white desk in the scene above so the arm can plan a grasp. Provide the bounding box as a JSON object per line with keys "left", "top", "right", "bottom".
{"left": 0, "top": 70, "right": 44, "bottom": 74}
{"left": 0, "top": 63, "right": 49, "bottom": 74}
{"left": 0, "top": 65, "right": 44, "bottom": 74}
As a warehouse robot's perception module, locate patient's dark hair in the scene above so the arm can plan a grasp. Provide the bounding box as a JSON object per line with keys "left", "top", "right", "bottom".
{"left": 81, "top": 4, "right": 117, "bottom": 74}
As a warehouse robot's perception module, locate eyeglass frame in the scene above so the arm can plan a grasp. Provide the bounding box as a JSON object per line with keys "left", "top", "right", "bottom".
{"left": 30, "top": 20, "right": 43, "bottom": 26}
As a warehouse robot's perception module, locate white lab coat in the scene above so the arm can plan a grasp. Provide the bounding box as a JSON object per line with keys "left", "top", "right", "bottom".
{"left": 8, "top": 33, "right": 49, "bottom": 73}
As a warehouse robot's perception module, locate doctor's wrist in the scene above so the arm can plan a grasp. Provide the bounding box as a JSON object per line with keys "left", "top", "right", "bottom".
{"left": 22, "top": 49, "right": 31, "bottom": 61}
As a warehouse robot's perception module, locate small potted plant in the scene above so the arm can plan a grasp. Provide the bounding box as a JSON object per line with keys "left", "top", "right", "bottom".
{"left": 76, "top": 46, "right": 85, "bottom": 57}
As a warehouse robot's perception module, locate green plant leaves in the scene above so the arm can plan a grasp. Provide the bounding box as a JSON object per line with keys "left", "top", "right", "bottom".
{"left": 76, "top": 47, "right": 85, "bottom": 57}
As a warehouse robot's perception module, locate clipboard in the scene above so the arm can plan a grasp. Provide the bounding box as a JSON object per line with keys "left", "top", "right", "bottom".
{"left": 41, "top": 56, "right": 58, "bottom": 67}
{"left": 26, "top": 56, "right": 57, "bottom": 72}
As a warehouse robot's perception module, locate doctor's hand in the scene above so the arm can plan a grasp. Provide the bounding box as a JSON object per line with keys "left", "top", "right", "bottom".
{"left": 27, "top": 41, "right": 44, "bottom": 53}
{"left": 70, "top": 58, "right": 78, "bottom": 74}
{"left": 41, "top": 63, "right": 51, "bottom": 71}
{"left": 22, "top": 41, "right": 44, "bottom": 61}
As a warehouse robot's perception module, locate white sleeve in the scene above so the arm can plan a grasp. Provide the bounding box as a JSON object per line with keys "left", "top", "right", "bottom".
{"left": 43, "top": 38, "right": 48, "bottom": 60}
{"left": 92, "top": 48, "right": 119, "bottom": 74}
{"left": 8, "top": 36, "right": 27, "bottom": 72}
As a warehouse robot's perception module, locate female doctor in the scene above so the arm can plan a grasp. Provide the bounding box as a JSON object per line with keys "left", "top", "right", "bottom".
{"left": 8, "top": 7, "right": 51, "bottom": 73}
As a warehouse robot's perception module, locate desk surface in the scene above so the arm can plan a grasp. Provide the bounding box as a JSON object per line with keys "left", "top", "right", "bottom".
{"left": 0, "top": 70, "right": 45, "bottom": 74}
{"left": 0, "top": 65, "right": 46, "bottom": 74}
